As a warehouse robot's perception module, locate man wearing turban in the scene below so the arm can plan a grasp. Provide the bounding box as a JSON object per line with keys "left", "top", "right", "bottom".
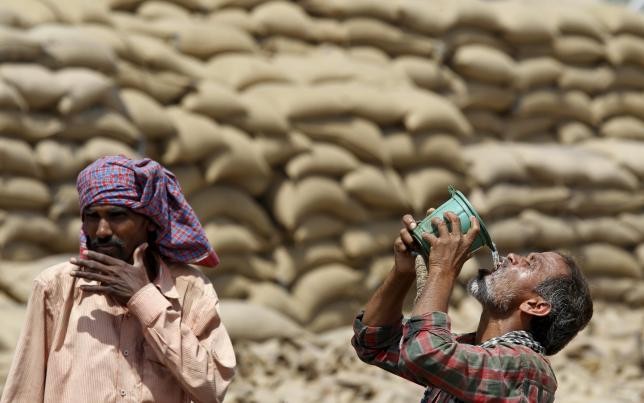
{"left": 1, "top": 156, "right": 235, "bottom": 403}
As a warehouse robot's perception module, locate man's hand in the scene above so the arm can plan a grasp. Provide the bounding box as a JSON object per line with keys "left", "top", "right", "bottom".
{"left": 70, "top": 243, "right": 150, "bottom": 306}
{"left": 393, "top": 214, "right": 419, "bottom": 276}
{"left": 423, "top": 212, "right": 480, "bottom": 278}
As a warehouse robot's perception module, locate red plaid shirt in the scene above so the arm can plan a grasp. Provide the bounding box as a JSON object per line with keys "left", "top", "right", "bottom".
{"left": 352, "top": 311, "right": 557, "bottom": 403}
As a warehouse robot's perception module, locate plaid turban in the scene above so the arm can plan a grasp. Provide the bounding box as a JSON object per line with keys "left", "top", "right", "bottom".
{"left": 76, "top": 155, "right": 219, "bottom": 267}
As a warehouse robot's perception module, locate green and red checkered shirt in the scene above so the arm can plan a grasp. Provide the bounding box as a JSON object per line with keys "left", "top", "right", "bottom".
{"left": 352, "top": 311, "right": 557, "bottom": 403}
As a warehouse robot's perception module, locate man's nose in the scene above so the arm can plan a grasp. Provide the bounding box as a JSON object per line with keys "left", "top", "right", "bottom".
{"left": 96, "top": 218, "right": 113, "bottom": 238}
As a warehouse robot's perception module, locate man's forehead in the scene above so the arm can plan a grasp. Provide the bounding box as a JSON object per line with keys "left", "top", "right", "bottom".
{"left": 84, "top": 204, "right": 131, "bottom": 213}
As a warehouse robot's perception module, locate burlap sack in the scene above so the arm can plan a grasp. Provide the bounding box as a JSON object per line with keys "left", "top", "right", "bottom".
{"left": 286, "top": 143, "right": 360, "bottom": 179}
{"left": 583, "top": 139, "right": 644, "bottom": 180}
{"left": 636, "top": 243, "right": 644, "bottom": 267}
{"left": 251, "top": 1, "right": 314, "bottom": 41}
{"left": 125, "top": 33, "right": 205, "bottom": 78}
{"left": 392, "top": 133, "right": 466, "bottom": 173}
{"left": 611, "top": 65, "right": 644, "bottom": 90}
{"left": 295, "top": 118, "right": 388, "bottom": 164}
{"left": 39, "top": 0, "right": 111, "bottom": 25}
{"left": 271, "top": 52, "right": 355, "bottom": 84}
{"left": 76, "top": 137, "right": 140, "bottom": 166}
{"left": 293, "top": 215, "right": 346, "bottom": 243}
{"left": 607, "top": 34, "right": 644, "bottom": 66}
{"left": 288, "top": 241, "right": 349, "bottom": 276}
{"left": 116, "top": 60, "right": 192, "bottom": 104}
{"left": 515, "top": 57, "right": 562, "bottom": 91}
{"left": 0, "top": 79, "right": 26, "bottom": 111}
{"left": 0, "top": 212, "right": 58, "bottom": 247}
{"left": 341, "top": 83, "right": 408, "bottom": 125}
{"left": 255, "top": 131, "right": 311, "bottom": 167}
{"left": 344, "top": 17, "right": 433, "bottom": 56}
{"left": 558, "top": 66, "right": 614, "bottom": 94}
{"left": 0, "top": 138, "right": 41, "bottom": 178}
{"left": 164, "top": 21, "right": 257, "bottom": 59}
{"left": 341, "top": 166, "right": 409, "bottom": 211}
{"left": 49, "top": 184, "right": 79, "bottom": 220}
{"left": 341, "top": 220, "right": 401, "bottom": 259}
{"left": 162, "top": 107, "right": 228, "bottom": 164}
{"left": 460, "top": 81, "right": 515, "bottom": 112}
{"left": 0, "top": 0, "right": 56, "bottom": 28}
{"left": 590, "top": 277, "right": 638, "bottom": 302}
{"left": 553, "top": 35, "right": 605, "bottom": 64}
{"left": 208, "top": 9, "right": 259, "bottom": 35}
{"left": 190, "top": 185, "right": 275, "bottom": 238}
{"left": 34, "top": 140, "right": 80, "bottom": 181}
{"left": 397, "top": 88, "right": 472, "bottom": 137}
{"left": 1, "top": 241, "right": 49, "bottom": 261}
{"left": 50, "top": 216, "right": 80, "bottom": 253}
{"left": 28, "top": 24, "right": 117, "bottom": 73}
{"left": 519, "top": 210, "right": 577, "bottom": 249}
{"left": 248, "top": 282, "right": 304, "bottom": 323}
{"left": 0, "top": 111, "right": 62, "bottom": 142}
{"left": 181, "top": 80, "right": 247, "bottom": 120}
{"left": 311, "top": 18, "right": 348, "bottom": 44}
{"left": 208, "top": 273, "right": 251, "bottom": 299}
{"left": 600, "top": 116, "right": 644, "bottom": 140}
{"left": 516, "top": 90, "right": 594, "bottom": 124}
{"left": 502, "top": 116, "right": 554, "bottom": 141}
{"left": 567, "top": 189, "right": 644, "bottom": 215}
{"left": 464, "top": 143, "right": 528, "bottom": 187}
{"left": 137, "top": 1, "right": 191, "bottom": 20}
{"left": 464, "top": 111, "right": 504, "bottom": 137}
{"left": 203, "top": 219, "right": 268, "bottom": 254}
{"left": 488, "top": 217, "right": 538, "bottom": 251}
{"left": 553, "top": 4, "right": 606, "bottom": 41}
{"left": 106, "top": 0, "right": 144, "bottom": 10}
{"left": 398, "top": 0, "right": 457, "bottom": 36}
{"left": 112, "top": 88, "right": 175, "bottom": 141}
{"left": 480, "top": 184, "right": 570, "bottom": 217}
{"left": 557, "top": 121, "right": 594, "bottom": 144}
{"left": 452, "top": 44, "right": 516, "bottom": 85}
{"left": 202, "top": 126, "right": 272, "bottom": 195}
{"left": 589, "top": 2, "right": 644, "bottom": 37}
{"left": 392, "top": 56, "right": 447, "bottom": 90}
{"left": 578, "top": 243, "right": 642, "bottom": 278}
{"left": 0, "top": 26, "right": 43, "bottom": 62}
{"left": 207, "top": 53, "right": 291, "bottom": 89}
{"left": 75, "top": 24, "right": 131, "bottom": 60}
{"left": 0, "top": 176, "right": 51, "bottom": 210}
{"left": 404, "top": 168, "right": 464, "bottom": 214}
{"left": 593, "top": 92, "right": 644, "bottom": 122}
{"left": 56, "top": 68, "right": 113, "bottom": 115}
{"left": 575, "top": 217, "right": 641, "bottom": 246}
{"left": 229, "top": 92, "right": 290, "bottom": 135}
{"left": 168, "top": 165, "right": 205, "bottom": 198}
{"left": 493, "top": 2, "right": 555, "bottom": 44}
{"left": 300, "top": 0, "right": 399, "bottom": 22}
{"left": 444, "top": 28, "right": 513, "bottom": 56}
{"left": 0, "top": 63, "right": 65, "bottom": 110}
{"left": 61, "top": 108, "right": 140, "bottom": 145}
{"left": 306, "top": 299, "right": 362, "bottom": 332}
{"left": 219, "top": 300, "right": 306, "bottom": 341}
{"left": 210, "top": 252, "right": 284, "bottom": 282}
{"left": 291, "top": 263, "right": 363, "bottom": 321}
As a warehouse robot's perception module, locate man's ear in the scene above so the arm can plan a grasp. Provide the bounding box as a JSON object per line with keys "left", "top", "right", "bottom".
{"left": 519, "top": 296, "right": 551, "bottom": 317}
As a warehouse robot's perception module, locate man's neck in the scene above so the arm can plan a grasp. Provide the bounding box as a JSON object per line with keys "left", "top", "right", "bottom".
{"left": 474, "top": 309, "right": 528, "bottom": 345}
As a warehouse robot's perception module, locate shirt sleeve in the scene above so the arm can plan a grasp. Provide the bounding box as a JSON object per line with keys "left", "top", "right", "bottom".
{"left": 127, "top": 282, "right": 236, "bottom": 403}
{"left": 400, "top": 311, "right": 528, "bottom": 400}
{"left": 350, "top": 312, "right": 423, "bottom": 386}
{"left": 1, "top": 279, "right": 51, "bottom": 403}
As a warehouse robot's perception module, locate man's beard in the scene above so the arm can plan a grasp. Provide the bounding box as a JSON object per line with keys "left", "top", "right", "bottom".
{"left": 87, "top": 236, "right": 128, "bottom": 261}
{"left": 467, "top": 271, "right": 517, "bottom": 314}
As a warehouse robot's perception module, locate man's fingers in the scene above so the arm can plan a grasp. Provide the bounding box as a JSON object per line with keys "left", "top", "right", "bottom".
{"left": 132, "top": 242, "right": 148, "bottom": 268}
{"left": 399, "top": 227, "right": 414, "bottom": 246}
{"left": 465, "top": 216, "right": 480, "bottom": 242}
{"left": 444, "top": 212, "right": 461, "bottom": 237}
{"left": 71, "top": 270, "right": 112, "bottom": 284}
{"left": 80, "top": 285, "right": 113, "bottom": 293}
{"left": 431, "top": 216, "right": 449, "bottom": 238}
{"left": 394, "top": 237, "right": 408, "bottom": 253}
{"left": 70, "top": 257, "right": 112, "bottom": 274}
{"left": 402, "top": 214, "right": 416, "bottom": 230}
{"left": 84, "top": 250, "right": 122, "bottom": 265}
{"left": 425, "top": 207, "right": 436, "bottom": 216}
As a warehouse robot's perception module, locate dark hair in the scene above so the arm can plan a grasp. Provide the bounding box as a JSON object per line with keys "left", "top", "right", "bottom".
{"left": 530, "top": 252, "right": 593, "bottom": 355}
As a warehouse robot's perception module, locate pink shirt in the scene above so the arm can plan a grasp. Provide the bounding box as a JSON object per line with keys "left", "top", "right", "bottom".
{"left": 1, "top": 259, "right": 235, "bottom": 403}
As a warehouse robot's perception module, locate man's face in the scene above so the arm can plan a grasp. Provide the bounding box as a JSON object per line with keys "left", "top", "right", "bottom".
{"left": 82, "top": 204, "right": 152, "bottom": 263}
{"left": 467, "top": 251, "right": 569, "bottom": 314}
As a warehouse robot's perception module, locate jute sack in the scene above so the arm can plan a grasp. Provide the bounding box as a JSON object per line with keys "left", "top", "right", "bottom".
{"left": 50, "top": 216, "right": 81, "bottom": 253}
{"left": 229, "top": 92, "right": 290, "bottom": 135}
{"left": 255, "top": 130, "right": 311, "bottom": 167}
{"left": 444, "top": 28, "right": 513, "bottom": 56}
{"left": 493, "top": 1, "right": 555, "bottom": 44}
{"left": 589, "top": 3, "right": 644, "bottom": 37}
{"left": 481, "top": 184, "right": 570, "bottom": 217}
{"left": 247, "top": 282, "right": 303, "bottom": 323}
{"left": 162, "top": 107, "right": 228, "bottom": 165}
{"left": 189, "top": 185, "right": 276, "bottom": 238}
{"left": 575, "top": 217, "right": 641, "bottom": 246}
{"left": 181, "top": 80, "right": 247, "bottom": 120}
{"left": 553, "top": 35, "right": 606, "bottom": 65}
{"left": 464, "top": 111, "right": 504, "bottom": 137}
{"left": 0, "top": 138, "right": 41, "bottom": 178}
{"left": 300, "top": 0, "right": 399, "bottom": 22}
{"left": 126, "top": 33, "right": 205, "bottom": 78}
{"left": 114, "top": 88, "right": 175, "bottom": 141}
{"left": 341, "top": 220, "right": 400, "bottom": 259}
{"left": 0, "top": 111, "right": 62, "bottom": 142}
{"left": 557, "top": 121, "right": 594, "bottom": 144}
{"left": 567, "top": 189, "right": 644, "bottom": 215}
{"left": 56, "top": 68, "right": 113, "bottom": 115}
{"left": 592, "top": 92, "right": 644, "bottom": 122}
{"left": 0, "top": 212, "right": 58, "bottom": 246}
{"left": 578, "top": 243, "right": 642, "bottom": 278}
{"left": 75, "top": 24, "right": 131, "bottom": 60}
{"left": 295, "top": 117, "right": 388, "bottom": 164}
{"left": 203, "top": 219, "right": 268, "bottom": 254}
{"left": 116, "top": 60, "right": 192, "bottom": 104}
{"left": 502, "top": 116, "right": 555, "bottom": 141}
{"left": 285, "top": 143, "right": 360, "bottom": 180}
{"left": 76, "top": 137, "right": 140, "bottom": 166}
{"left": 344, "top": 17, "right": 433, "bottom": 56}
{"left": 600, "top": 116, "right": 644, "bottom": 140}
{"left": 161, "top": 21, "right": 257, "bottom": 59}
{"left": 251, "top": 1, "right": 314, "bottom": 40}
{"left": 49, "top": 184, "right": 79, "bottom": 220}
{"left": 208, "top": 9, "right": 260, "bottom": 35}
{"left": 452, "top": 44, "right": 516, "bottom": 85}
{"left": 397, "top": 0, "right": 457, "bottom": 36}
{"left": 219, "top": 300, "right": 306, "bottom": 341}
{"left": 452, "top": 0, "right": 502, "bottom": 32}
{"left": 1, "top": 241, "right": 49, "bottom": 261}
{"left": 0, "top": 255, "right": 74, "bottom": 303}
{"left": 39, "top": 0, "right": 111, "bottom": 25}
{"left": 205, "top": 54, "right": 291, "bottom": 90}
{"left": 516, "top": 90, "right": 594, "bottom": 124}
{"left": 0, "top": 26, "right": 44, "bottom": 62}
{"left": 488, "top": 217, "right": 538, "bottom": 251}
{"left": 611, "top": 65, "right": 644, "bottom": 90}
{"left": 625, "top": 283, "right": 644, "bottom": 307}
{"left": 607, "top": 34, "right": 644, "bottom": 66}
{"left": 34, "top": 140, "right": 80, "bottom": 181}
{"left": 365, "top": 254, "right": 394, "bottom": 291}
{"left": 386, "top": 133, "right": 467, "bottom": 173}
{"left": 515, "top": 57, "right": 562, "bottom": 91}
{"left": 464, "top": 143, "right": 528, "bottom": 187}
{"left": 460, "top": 81, "right": 515, "bottom": 112}
{"left": 619, "top": 214, "right": 644, "bottom": 242}
{"left": 0, "top": 176, "right": 51, "bottom": 210}
{"left": 208, "top": 274, "right": 251, "bottom": 299}
{"left": 137, "top": 1, "right": 191, "bottom": 20}
{"left": 637, "top": 243, "right": 644, "bottom": 267}
{"left": 311, "top": 18, "right": 348, "bottom": 44}
{"left": 519, "top": 210, "right": 577, "bottom": 249}
{"left": 61, "top": 108, "right": 140, "bottom": 145}
{"left": 270, "top": 51, "right": 354, "bottom": 84}
{"left": 0, "top": 0, "right": 56, "bottom": 28}
{"left": 307, "top": 299, "right": 362, "bottom": 332}
{"left": 582, "top": 139, "right": 644, "bottom": 180}
{"left": 395, "top": 88, "right": 473, "bottom": 137}
{"left": 0, "top": 79, "right": 26, "bottom": 110}
{"left": 558, "top": 65, "right": 614, "bottom": 94}
{"left": 0, "top": 63, "right": 65, "bottom": 110}
{"left": 341, "top": 166, "right": 409, "bottom": 211}
{"left": 590, "top": 277, "right": 638, "bottom": 302}
{"left": 0, "top": 303, "right": 26, "bottom": 351}
{"left": 392, "top": 56, "right": 447, "bottom": 90}
{"left": 202, "top": 126, "right": 272, "bottom": 195}
{"left": 341, "top": 83, "right": 407, "bottom": 126}
{"left": 292, "top": 177, "right": 369, "bottom": 226}
{"left": 553, "top": 3, "right": 606, "bottom": 41}
{"left": 293, "top": 215, "right": 346, "bottom": 244}
{"left": 28, "top": 25, "right": 117, "bottom": 73}
{"left": 291, "top": 263, "right": 363, "bottom": 321}
{"left": 404, "top": 168, "right": 464, "bottom": 214}
{"left": 210, "top": 253, "right": 280, "bottom": 282}
{"left": 169, "top": 164, "right": 205, "bottom": 197}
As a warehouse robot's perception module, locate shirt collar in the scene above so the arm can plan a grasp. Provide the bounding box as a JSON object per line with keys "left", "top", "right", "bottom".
{"left": 153, "top": 257, "right": 179, "bottom": 300}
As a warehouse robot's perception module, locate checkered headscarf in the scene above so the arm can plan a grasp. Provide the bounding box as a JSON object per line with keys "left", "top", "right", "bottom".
{"left": 76, "top": 155, "right": 219, "bottom": 267}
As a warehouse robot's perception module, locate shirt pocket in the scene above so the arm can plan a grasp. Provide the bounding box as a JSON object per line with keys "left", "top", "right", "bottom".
{"left": 521, "top": 379, "right": 555, "bottom": 403}
{"left": 141, "top": 343, "right": 184, "bottom": 403}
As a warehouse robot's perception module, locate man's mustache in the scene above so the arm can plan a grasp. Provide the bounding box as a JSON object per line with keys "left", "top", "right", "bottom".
{"left": 88, "top": 237, "right": 125, "bottom": 249}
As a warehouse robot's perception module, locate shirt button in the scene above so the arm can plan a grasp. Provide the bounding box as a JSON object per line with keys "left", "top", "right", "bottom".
{"left": 120, "top": 389, "right": 126, "bottom": 397}
{"left": 123, "top": 350, "right": 129, "bottom": 357}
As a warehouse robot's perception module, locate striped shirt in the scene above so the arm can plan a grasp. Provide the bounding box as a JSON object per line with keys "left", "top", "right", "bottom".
{"left": 1, "top": 259, "right": 235, "bottom": 403}
{"left": 352, "top": 312, "right": 557, "bottom": 402}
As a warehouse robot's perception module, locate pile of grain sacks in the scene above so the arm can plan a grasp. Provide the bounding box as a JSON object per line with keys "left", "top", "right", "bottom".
{"left": 0, "top": 0, "right": 643, "bottom": 401}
